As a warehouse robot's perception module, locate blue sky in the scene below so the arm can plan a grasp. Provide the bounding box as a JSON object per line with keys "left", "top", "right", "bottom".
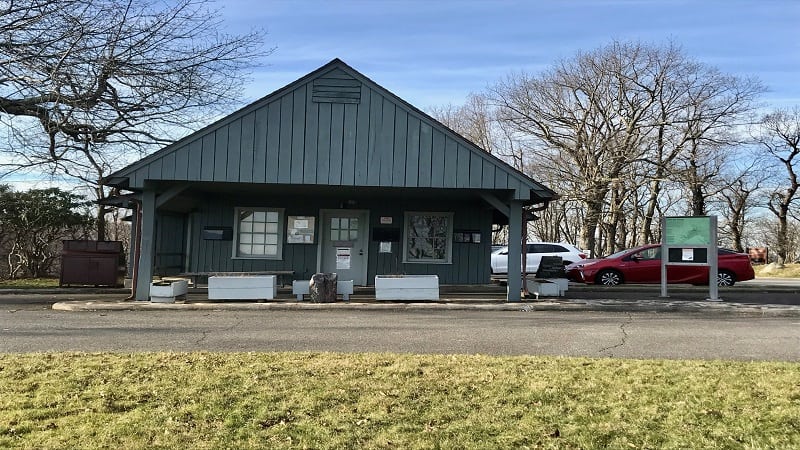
{"left": 221, "top": 0, "right": 799, "bottom": 111}
{"left": 5, "top": 0, "right": 798, "bottom": 190}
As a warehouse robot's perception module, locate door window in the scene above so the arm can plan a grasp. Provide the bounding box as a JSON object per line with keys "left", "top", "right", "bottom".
{"left": 330, "top": 217, "right": 359, "bottom": 242}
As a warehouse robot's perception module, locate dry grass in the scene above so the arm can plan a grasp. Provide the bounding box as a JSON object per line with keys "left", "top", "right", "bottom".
{"left": 755, "top": 263, "right": 800, "bottom": 278}
{"left": 1, "top": 352, "right": 798, "bottom": 449}
{"left": 0, "top": 278, "right": 59, "bottom": 289}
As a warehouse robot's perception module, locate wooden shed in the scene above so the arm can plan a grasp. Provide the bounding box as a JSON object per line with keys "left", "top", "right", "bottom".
{"left": 105, "top": 59, "right": 556, "bottom": 301}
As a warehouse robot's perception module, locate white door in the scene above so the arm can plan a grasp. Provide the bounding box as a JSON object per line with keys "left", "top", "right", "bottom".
{"left": 320, "top": 210, "right": 368, "bottom": 285}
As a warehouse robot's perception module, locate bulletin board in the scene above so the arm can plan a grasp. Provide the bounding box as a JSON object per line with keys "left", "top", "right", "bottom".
{"left": 287, "top": 216, "right": 316, "bottom": 244}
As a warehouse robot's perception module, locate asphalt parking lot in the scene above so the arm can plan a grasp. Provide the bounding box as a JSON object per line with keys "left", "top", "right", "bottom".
{"left": 1, "top": 280, "right": 798, "bottom": 359}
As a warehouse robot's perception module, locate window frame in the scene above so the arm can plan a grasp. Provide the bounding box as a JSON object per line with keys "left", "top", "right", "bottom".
{"left": 402, "top": 211, "right": 454, "bottom": 264}
{"left": 232, "top": 207, "right": 285, "bottom": 260}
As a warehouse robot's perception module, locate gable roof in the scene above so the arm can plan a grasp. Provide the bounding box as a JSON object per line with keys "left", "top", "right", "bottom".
{"left": 107, "top": 59, "right": 556, "bottom": 203}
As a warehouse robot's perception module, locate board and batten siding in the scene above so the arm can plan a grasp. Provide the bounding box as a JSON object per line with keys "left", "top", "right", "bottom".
{"left": 154, "top": 213, "right": 186, "bottom": 276}
{"left": 369, "top": 202, "right": 493, "bottom": 285}
{"left": 185, "top": 197, "right": 320, "bottom": 280}
{"left": 171, "top": 196, "right": 492, "bottom": 285}
{"left": 126, "top": 68, "right": 536, "bottom": 200}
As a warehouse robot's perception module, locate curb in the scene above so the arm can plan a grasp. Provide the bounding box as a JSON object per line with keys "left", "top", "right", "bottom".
{"left": 51, "top": 298, "right": 800, "bottom": 317}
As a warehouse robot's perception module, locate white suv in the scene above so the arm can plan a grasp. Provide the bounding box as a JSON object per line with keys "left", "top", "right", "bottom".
{"left": 491, "top": 242, "right": 587, "bottom": 274}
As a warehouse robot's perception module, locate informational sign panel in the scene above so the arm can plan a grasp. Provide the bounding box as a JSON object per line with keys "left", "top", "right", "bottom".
{"left": 661, "top": 216, "right": 719, "bottom": 301}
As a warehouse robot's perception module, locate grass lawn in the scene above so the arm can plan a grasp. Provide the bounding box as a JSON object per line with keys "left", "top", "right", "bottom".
{"left": 0, "top": 353, "right": 798, "bottom": 449}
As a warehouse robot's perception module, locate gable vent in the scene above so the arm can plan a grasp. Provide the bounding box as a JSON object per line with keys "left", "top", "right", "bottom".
{"left": 312, "top": 69, "right": 362, "bottom": 104}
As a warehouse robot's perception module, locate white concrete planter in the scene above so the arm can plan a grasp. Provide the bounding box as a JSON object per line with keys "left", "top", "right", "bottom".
{"left": 208, "top": 275, "right": 277, "bottom": 300}
{"left": 525, "top": 278, "right": 568, "bottom": 298}
{"left": 374, "top": 275, "right": 439, "bottom": 301}
{"left": 150, "top": 279, "right": 188, "bottom": 303}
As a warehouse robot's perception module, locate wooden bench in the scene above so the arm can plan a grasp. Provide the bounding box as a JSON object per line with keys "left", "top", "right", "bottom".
{"left": 178, "top": 271, "right": 294, "bottom": 287}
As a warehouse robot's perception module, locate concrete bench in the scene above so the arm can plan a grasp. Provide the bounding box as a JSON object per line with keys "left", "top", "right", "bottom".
{"left": 374, "top": 275, "right": 439, "bottom": 301}
{"left": 524, "top": 255, "right": 569, "bottom": 299}
{"left": 208, "top": 275, "right": 277, "bottom": 300}
{"left": 150, "top": 279, "right": 189, "bottom": 303}
{"left": 292, "top": 279, "right": 354, "bottom": 301}
{"left": 525, "top": 278, "right": 568, "bottom": 298}
{"left": 179, "top": 270, "right": 294, "bottom": 287}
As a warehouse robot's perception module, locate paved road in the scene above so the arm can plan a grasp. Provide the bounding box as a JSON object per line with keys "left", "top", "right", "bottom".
{"left": 2, "top": 308, "right": 798, "bottom": 361}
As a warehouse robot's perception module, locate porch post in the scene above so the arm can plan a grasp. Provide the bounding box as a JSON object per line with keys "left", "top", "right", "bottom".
{"left": 127, "top": 203, "right": 138, "bottom": 280}
{"left": 135, "top": 188, "right": 156, "bottom": 301}
{"left": 507, "top": 200, "right": 523, "bottom": 301}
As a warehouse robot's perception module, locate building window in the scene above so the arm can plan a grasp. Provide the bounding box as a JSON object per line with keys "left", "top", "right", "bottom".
{"left": 403, "top": 211, "right": 453, "bottom": 264}
{"left": 234, "top": 208, "right": 283, "bottom": 259}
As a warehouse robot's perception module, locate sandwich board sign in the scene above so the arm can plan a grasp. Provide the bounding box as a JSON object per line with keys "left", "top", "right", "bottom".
{"left": 660, "top": 216, "right": 720, "bottom": 301}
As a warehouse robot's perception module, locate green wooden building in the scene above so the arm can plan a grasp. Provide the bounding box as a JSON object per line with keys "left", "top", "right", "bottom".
{"left": 105, "top": 59, "right": 556, "bottom": 301}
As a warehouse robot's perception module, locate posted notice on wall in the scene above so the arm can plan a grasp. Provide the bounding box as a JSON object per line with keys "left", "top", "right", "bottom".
{"left": 682, "top": 248, "right": 694, "bottom": 261}
{"left": 336, "top": 247, "right": 351, "bottom": 269}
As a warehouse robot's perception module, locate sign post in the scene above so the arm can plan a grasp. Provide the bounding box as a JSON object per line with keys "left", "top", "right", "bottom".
{"left": 661, "top": 216, "right": 719, "bottom": 301}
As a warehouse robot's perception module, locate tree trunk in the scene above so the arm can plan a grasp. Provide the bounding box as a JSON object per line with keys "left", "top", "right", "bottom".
{"left": 777, "top": 207, "right": 789, "bottom": 266}
{"left": 604, "top": 207, "right": 619, "bottom": 256}
{"left": 96, "top": 204, "right": 107, "bottom": 241}
{"left": 691, "top": 184, "right": 705, "bottom": 216}
{"left": 581, "top": 198, "right": 604, "bottom": 258}
{"left": 640, "top": 179, "right": 662, "bottom": 244}
{"left": 729, "top": 192, "right": 747, "bottom": 253}
{"left": 729, "top": 211, "right": 744, "bottom": 253}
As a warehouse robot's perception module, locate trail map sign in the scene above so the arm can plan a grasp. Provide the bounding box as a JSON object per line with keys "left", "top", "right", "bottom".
{"left": 664, "top": 217, "right": 712, "bottom": 245}
{"left": 661, "top": 216, "right": 719, "bottom": 301}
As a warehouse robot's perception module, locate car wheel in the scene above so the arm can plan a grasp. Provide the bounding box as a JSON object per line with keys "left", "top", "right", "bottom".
{"left": 597, "top": 270, "right": 623, "bottom": 286}
{"left": 717, "top": 270, "right": 736, "bottom": 287}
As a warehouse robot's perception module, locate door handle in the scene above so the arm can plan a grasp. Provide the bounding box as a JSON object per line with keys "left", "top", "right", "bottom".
{"left": 359, "top": 249, "right": 364, "bottom": 256}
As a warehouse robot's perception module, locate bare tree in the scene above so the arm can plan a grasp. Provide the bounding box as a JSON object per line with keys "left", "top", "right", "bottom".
{"left": 751, "top": 216, "right": 800, "bottom": 264}
{"left": 491, "top": 41, "right": 685, "bottom": 256}
{"left": 488, "top": 41, "right": 765, "bottom": 256}
{"left": 713, "top": 158, "right": 765, "bottom": 252}
{"left": 672, "top": 68, "right": 763, "bottom": 216}
{"left": 0, "top": 0, "right": 270, "bottom": 239}
{"left": 429, "top": 93, "right": 497, "bottom": 155}
{"left": 757, "top": 108, "right": 800, "bottom": 265}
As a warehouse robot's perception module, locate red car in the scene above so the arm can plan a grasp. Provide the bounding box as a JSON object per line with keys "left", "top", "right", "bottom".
{"left": 565, "top": 244, "right": 755, "bottom": 286}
